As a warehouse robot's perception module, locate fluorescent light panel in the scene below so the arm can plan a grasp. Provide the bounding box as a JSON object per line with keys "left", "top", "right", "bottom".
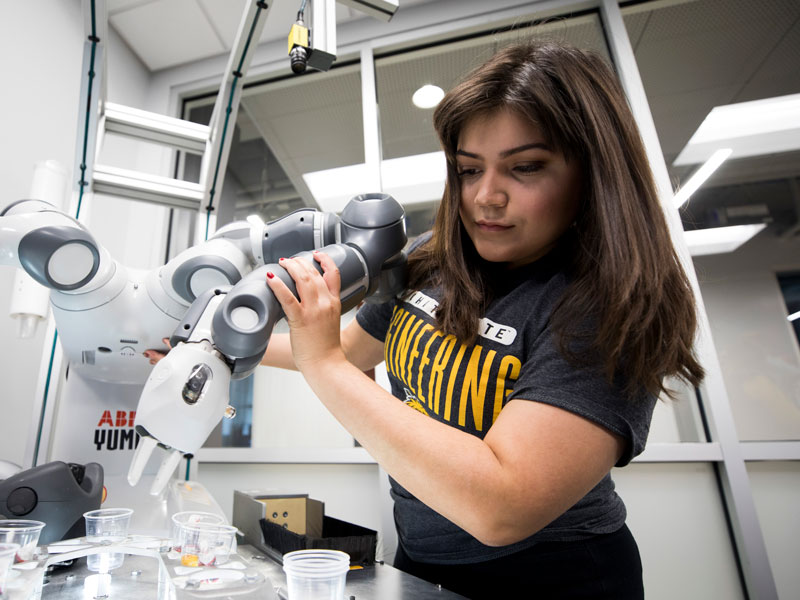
{"left": 674, "top": 93, "right": 800, "bottom": 166}
{"left": 684, "top": 223, "right": 766, "bottom": 257}
{"left": 788, "top": 310, "right": 800, "bottom": 322}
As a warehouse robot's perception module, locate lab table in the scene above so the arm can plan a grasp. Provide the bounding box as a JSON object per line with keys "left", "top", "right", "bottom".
{"left": 28, "top": 541, "right": 467, "bottom": 600}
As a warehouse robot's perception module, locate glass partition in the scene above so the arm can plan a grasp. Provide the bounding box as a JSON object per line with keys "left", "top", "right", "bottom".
{"left": 622, "top": 0, "right": 800, "bottom": 441}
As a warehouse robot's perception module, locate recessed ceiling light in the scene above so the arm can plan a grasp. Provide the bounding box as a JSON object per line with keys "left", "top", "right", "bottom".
{"left": 412, "top": 84, "right": 444, "bottom": 109}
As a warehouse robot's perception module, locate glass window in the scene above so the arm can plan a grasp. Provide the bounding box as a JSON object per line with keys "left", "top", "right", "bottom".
{"left": 622, "top": 0, "right": 800, "bottom": 441}
{"left": 183, "top": 63, "right": 365, "bottom": 228}
{"left": 182, "top": 62, "right": 366, "bottom": 449}
{"left": 777, "top": 272, "right": 800, "bottom": 347}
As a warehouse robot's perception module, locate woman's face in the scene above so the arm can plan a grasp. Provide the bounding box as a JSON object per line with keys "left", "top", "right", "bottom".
{"left": 456, "top": 109, "right": 581, "bottom": 268}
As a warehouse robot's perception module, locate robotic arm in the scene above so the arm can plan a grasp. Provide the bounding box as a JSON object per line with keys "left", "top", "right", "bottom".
{"left": 127, "top": 193, "right": 407, "bottom": 494}
{"left": 3, "top": 193, "right": 406, "bottom": 496}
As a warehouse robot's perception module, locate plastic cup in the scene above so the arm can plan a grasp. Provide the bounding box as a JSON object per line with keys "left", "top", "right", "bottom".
{"left": 83, "top": 508, "right": 133, "bottom": 573}
{"left": 0, "top": 520, "right": 45, "bottom": 562}
{"left": 283, "top": 549, "right": 350, "bottom": 600}
{"left": 0, "top": 543, "right": 20, "bottom": 596}
{"left": 178, "top": 523, "right": 237, "bottom": 567}
{"left": 170, "top": 511, "right": 225, "bottom": 552}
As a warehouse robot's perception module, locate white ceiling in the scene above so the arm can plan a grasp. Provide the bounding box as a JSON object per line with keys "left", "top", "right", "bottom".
{"left": 108, "top": 0, "right": 423, "bottom": 71}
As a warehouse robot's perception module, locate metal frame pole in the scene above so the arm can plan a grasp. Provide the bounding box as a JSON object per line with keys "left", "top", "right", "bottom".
{"left": 198, "top": 0, "right": 272, "bottom": 241}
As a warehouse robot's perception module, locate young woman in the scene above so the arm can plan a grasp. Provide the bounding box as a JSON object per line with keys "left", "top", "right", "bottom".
{"left": 152, "top": 40, "right": 704, "bottom": 598}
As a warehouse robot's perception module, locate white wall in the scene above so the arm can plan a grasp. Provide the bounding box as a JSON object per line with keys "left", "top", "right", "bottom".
{"left": 0, "top": 1, "right": 167, "bottom": 468}
{"left": 747, "top": 461, "right": 800, "bottom": 600}
{"left": 615, "top": 463, "right": 744, "bottom": 600}
{"left": 0, "top": 1, "right": 85, "bottom": 468}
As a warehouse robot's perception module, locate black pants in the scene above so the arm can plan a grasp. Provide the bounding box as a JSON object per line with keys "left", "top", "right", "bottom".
{"left": 393, "top": 525, "right": 644, "bottom": 599}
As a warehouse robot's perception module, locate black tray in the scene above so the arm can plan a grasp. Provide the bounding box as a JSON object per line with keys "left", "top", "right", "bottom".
{"left": 259, "top": 515, "right": 377, "bottom": 566}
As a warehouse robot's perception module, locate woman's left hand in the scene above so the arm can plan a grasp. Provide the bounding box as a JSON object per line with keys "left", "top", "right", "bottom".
{"left": 265, "top": 252, "right": 347, "bottom": 373}
{"left": 143, "top": 337, "right": 171, "bottom": 365}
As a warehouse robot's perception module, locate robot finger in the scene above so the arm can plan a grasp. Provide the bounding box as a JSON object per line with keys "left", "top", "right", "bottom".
{"left": 127, "top": 435, "right": 158, "bottom": 486}
{"left": 150, "top": 449, "right": 183, "bottom": 496}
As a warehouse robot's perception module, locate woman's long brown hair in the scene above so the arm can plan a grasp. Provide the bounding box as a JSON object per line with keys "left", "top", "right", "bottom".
{"left": 407, "top": 40, "right": 704, "bottom": 398}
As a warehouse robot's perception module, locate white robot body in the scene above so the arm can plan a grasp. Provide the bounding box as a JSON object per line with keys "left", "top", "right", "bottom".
{"left": 51, "top": 265, "right": 182, "bottom": 384}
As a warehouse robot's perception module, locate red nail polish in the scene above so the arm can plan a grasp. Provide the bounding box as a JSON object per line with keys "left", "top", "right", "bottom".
{"left": 279, "top": 257, "right": 285, "bottom": 262}
{"left": 267, "top": 271, "right": 274, "bottom": 279}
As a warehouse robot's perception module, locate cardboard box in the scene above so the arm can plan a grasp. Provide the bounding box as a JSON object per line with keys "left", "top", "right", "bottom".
{"left": 233, "top": 491, "right": 323, "bottom": 548}
{"left": 259, "top": 495, "right": 324, "bottom": 536}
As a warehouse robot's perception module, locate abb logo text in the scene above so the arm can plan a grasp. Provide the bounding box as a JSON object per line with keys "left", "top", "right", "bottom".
{"left": 94, "top": 410, "right": 140, "bottom": 451}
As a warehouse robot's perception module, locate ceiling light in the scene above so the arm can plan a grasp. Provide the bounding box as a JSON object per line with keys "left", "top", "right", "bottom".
{"left": 412, "top": 85, "right": 444, "bottom": 109}
{"left": 788, "top": 310, "right": 800, "bottom": 322}
{"left": 672, "top": 148, "right": 732, "bottom": 208}
{"left": 674, "top": 93, "right": 800, "bottom": 166}
{"left": 684, "top": 223, "right": 766, "bottom": 257}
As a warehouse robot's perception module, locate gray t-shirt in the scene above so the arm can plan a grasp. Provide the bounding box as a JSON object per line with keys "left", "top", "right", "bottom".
{"left": 356, "top": 245, "right": 656, "bottom": 564}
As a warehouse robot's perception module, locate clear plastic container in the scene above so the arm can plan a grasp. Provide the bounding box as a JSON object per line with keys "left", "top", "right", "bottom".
{"left": 83, "top": 508, "right": 134, "bottom": 573}
{"left": 0, "top": 543, "right": 20, "bottom": 595}
{"left": 170, "top": 511, "right": 225, "bottom": 552}
{"left": 283, "top": 549, "right": 350, "bottom": 600}
{"left": 179, "top": 523, "right": 237, "bottom": 567}
{"left": 0, "top": 520, "right": 45, "bottom": 562}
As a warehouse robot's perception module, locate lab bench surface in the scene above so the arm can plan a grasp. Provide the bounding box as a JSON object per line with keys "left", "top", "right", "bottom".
{"left": 36, "top": 543, "right": 467, "bottom": 600}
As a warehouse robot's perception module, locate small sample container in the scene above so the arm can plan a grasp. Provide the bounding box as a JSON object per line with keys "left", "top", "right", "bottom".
{"left": 0, "top": 543, "right": 20, "bottom": 595}
{"left": 0, "top": 520, "right": 45, "bottom": 562}
{"left": 83, "top": 508, "right": 134, "bottom": 573}
{"left": 170, "top": 512, "right": 225, "bottom": 552}
{"left": 179, "top": 523, "right": 237, "bottom": 567}
{"left": 283, "top": 549, "right": 350, "bottom": 600}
